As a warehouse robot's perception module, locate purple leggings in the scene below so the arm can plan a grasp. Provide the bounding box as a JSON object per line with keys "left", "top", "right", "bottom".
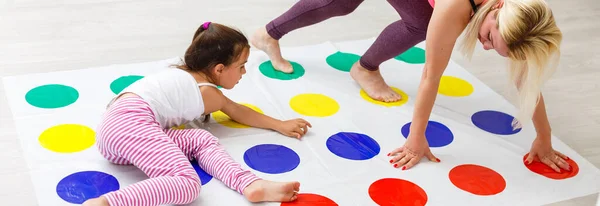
{"left": 266, "top": 0, "right": 433, "bottom": 71}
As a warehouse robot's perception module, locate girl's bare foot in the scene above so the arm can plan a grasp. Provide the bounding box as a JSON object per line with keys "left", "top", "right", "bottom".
{"left": 82, "top": 196, "right": 109, "bottom": 206}
{"left": 350, "top": 62, "right": 401, "bottom": 102}
{"left": 251, "top": 27, "right": 294, "bottom": 73}
{"left": 243, "top": 180, "right": 300, "bottom": 203}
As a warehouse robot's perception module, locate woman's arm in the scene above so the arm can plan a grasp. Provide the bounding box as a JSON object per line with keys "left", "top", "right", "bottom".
{"left": 526, "top": 93, "right": 571, "bottom": 173}
{"left": 525, "top": 92, "right": 571, "bottom": 172}
{"left": 389, "top": 0, "right": 474, "bottom": 169}
{"left": 409, "top": 0, "right": 472, "bottom": 140}
{"left": 531, "top": 93, "right": 552, "bottom": 140}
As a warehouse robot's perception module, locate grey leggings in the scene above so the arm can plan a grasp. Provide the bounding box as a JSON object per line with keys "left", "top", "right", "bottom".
{"left": 266, "top": 0, "right": 433, "bottom": 71}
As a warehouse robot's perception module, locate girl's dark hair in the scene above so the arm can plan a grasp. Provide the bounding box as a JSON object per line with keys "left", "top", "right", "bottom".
{"left": 175, "top": 22, "right": 249, "bottom": 81}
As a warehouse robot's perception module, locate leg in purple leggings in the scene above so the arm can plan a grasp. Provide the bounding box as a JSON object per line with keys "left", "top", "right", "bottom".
{"left": 360, "top": 0, "right": 433, "bottom": 71}
{"left": 265, "top": 0, "right": 432, "bottom": 70}
{"left": 350, "top": 0, "right": 432, "bottom": 102}
{"left": 254, "top": 0, "right": 432, "bottom": 102}
{"left": 266, "top": 0, "right": 365, "bottom": 40}
{"left": 251, "top": 0, "right": 364, "bottom": 74}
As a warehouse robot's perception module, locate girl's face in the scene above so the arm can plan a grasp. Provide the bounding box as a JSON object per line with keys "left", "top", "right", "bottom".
{"left": 216, "top": 47, "right": 249, "bottom": 89}
{"left": 478, "top": 8, "right": 510, "bottom": 57}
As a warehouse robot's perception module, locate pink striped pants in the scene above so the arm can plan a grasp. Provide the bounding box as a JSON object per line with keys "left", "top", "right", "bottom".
{"left": 96, "top": 96, "right": 261, "bottom": 206}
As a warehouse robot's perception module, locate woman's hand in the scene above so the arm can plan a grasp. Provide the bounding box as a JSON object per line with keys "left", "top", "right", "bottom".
{"left": 525, "top": 136, "right": 570, "bottom": 173}
{"left": 276, "top": 118, "right": 312, "bottom": 139}
{"left": 388, "top": 133, "right": 440, "bottom": 170}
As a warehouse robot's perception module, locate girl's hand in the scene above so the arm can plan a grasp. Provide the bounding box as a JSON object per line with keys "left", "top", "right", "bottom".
{"left": 276, "top": 118, "right": 312, "bottom": 139}
{"left": 388, "top": 133, "right": 439, "bottom": 170}
{"left": 525, "top": 136, "right": 570, "bottom": 173}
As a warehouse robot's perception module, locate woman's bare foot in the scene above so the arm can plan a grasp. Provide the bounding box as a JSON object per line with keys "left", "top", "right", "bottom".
{"left": 243, "top": 180, "right": 300, "bottom": 203}
{"left": 82, "top": 196, "right": 109, "bottom": 206}
{"left": 251, "top": 27, "right": 294, "bottom": 73}
{"left": 350, "top": 62, "right": 401, "bottom": 102}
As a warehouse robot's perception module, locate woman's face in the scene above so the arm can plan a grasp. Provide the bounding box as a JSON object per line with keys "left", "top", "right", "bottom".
{"left": 478, "top": 9, "right": 510, "bottom": 57}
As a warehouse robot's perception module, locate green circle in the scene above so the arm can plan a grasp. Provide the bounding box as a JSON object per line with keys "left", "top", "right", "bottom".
{"left": 259, "top": 60, "right": 305, "bottom": 80}
{"left": 110, "top": 75, "right": 144, "bottom": 94}
{"left": 25, "top": 84, "right": 79, "bottom": 109}
{"left": 394, "top": 47, "right": 426, "bottom": 64}
{"left": 326, "top": 51, "right": 361, "bottom": 72}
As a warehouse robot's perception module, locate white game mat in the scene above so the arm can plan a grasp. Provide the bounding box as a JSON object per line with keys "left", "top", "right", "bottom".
{"left": 3, "top": 38, "right": 600, "bottom": 206}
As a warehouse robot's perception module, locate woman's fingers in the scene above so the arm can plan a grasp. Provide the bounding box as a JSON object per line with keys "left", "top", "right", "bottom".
{"left": 554, "top": 150, "right": 569, "bottom": 160}
{"left": 393, "top": 151, "right": 412, "bottom": 167}
{"left": 390, "top": 151, "right": 406, "bottom": 163}
{"left": 553, "top": 154, "right": 571, "bottom": 171}
{"left": 541, "top": 156, "right": 561, "bottom": 173}
{"left": 403, "top": 156, "right": 421, "bottom": 170}
{"left": 388, "top": 147, "right": 404, "bottom": 157}
{"left": 425, "top": 150, "right": 439, "bottom": 162}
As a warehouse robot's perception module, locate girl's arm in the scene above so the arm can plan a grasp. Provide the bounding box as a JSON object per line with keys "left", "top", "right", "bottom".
{"left": 220, "top": 96, "right": 311, "bottom": 138}
{"left": 200, "top": 86, "right": 281, "bottom": 129}
{"left": 220, "top": 96, "right": 281, "bottom": 130}
{"left": 389, "top": 0, "right": 473, "bottom": 169}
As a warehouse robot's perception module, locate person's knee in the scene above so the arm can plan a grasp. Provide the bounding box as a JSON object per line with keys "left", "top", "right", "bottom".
{"left": 165, "top": 163, "right": 202, "bottom": 204}
{"left": 182, "top": 129, "right": 219, "bottom": 158}
{"left": 338, "top": 0, "right": 363, "bottom": 15}
{"left": 178, "top": 172, "right": 202, "bottom": 204}
{"left": 405, "top": 23, "right": 428, "bottom": 42}
{"left": 414, "top": 29, "right": 427, "bottom": 42}
{"left": 191, "top": 129, "right": 219, "bottom": 144}
{"left": 311, "top": 0, "right": 362, "bottom": 16}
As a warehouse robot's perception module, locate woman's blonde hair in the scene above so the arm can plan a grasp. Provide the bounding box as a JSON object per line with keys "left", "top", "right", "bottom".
{"left": 460, "top": 0, "right": 562, "bottom": 129}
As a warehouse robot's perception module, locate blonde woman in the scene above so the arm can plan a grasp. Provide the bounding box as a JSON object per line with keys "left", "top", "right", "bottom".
{"left": 394, "top": 0, "right": 566, "bottom": 172}
{"left": 253, "top": 0, "right": 567, "bottom": 172}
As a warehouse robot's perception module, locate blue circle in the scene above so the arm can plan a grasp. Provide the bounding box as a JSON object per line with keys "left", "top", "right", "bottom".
{"left": 401, "top": 121, "right": 454, "bottom": 147}
{"left": 56, "top": 171, "right": 120, "bottom": 204}
{"left": 191, "top": 160, "right": 213, "bottom": 185}
{"left": 243, "top": 144, "right": 300, "bottom": 174}
{"left": 326, "top": 132, "right": 380, "bottom": 160}
{"left": 472, "top": 110, "right": 522, "bottom": 135}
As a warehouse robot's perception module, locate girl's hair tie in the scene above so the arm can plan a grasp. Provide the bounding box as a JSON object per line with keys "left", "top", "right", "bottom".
{"left": 202, "top": 22, "right": 211, "bottom": 30}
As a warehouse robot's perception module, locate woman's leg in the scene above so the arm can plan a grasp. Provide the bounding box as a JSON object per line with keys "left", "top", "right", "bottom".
{"left": 165, "top": 128, "right": 300, "bottom": 202}
{"left": 265, "top": 0, "right": 364, "bottom": 40}
{"left": 251, "top": 0, "right": 364, "bottom": 73}
{"left": 350, "top": 0, "right": 433, "bottom": 102}
{"left": 89, "top": 97, "right": 202, "bottom": 206}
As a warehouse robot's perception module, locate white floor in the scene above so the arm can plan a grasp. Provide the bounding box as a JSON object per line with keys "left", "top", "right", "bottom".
{"left": 1, "top": 0, "right": 599, "bottom": 205}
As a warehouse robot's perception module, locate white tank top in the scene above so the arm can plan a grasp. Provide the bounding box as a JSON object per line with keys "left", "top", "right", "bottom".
{"left": 116, "top": 68, "right": 217, "bottom": 128}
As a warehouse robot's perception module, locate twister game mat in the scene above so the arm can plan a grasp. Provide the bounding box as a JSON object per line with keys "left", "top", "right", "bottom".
{"left": 3, "top": 38, "right": 600, "bottom": 206}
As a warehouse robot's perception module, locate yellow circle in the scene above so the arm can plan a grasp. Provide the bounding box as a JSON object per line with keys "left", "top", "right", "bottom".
{"left": 359, "top": 87, "right": 409, "bottom": 107}
{"left": 38, "top": 124, "right": 96, "bottom": 153}
{"left": 172, "top": 124, "right": 186, "bottom": 130}
{"left": 438, "top": 76, "right": 474, "bottom": 97}
{"left": 212, "top": 103, "right": 263, "bottom": 128}
{"left": 289, "top": 93, "right": 339, "bottom": 117}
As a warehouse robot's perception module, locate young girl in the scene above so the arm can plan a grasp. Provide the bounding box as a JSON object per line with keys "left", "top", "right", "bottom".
{"left": 83, "top": 22, "right": 311, "bottom": 206}
{"left": 253, "top": 0, "right": 568, "bottom": 173}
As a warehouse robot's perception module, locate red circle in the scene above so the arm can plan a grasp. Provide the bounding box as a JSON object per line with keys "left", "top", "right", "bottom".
{"left": 448, "top": 164, "right": 506, "bottom": 195}
{"left": 281, "top": 193, "right": 338, "bottom": 206}
{"left": 523, "top": 153, "right": 579, "bottom": 180}
{"left": 368, "top": 178, "right": 428, "bottom": 206}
